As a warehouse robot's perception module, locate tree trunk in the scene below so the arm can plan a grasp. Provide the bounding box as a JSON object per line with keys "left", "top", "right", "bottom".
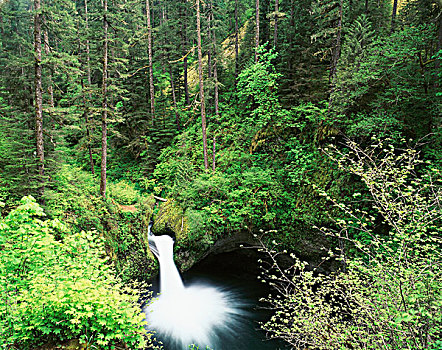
{"left": 85, "top": 0, "right": 92, "bottom": 88}
{"left": 160, "top": 5, "right": 167, "bottom": 74}
{"left": 183, "top": 52, "right": 189, "bottom": 105}
{"left": 288, "top": 0, "right": 294, "bottom": 71}
{"left": 209, "top": 1, "right": 219, "bottom": 171}
{"left": 212, "top": 135, "right": 216, "bottom": 171}
{"left": 34, "top": 0, "right": 45, "bottom": 199}
{"left": 274, "top": 0, "right": 278, "bottom": 48}
{"left": 206, "top": 5, "right": 213, "bottom": 108}
{"left": 146, "top": 0, "right": 155, "bottom": 123}
{"left": 207, "top": 6, "right": 212, "bottom": 79}
{"left": 234, "top": 0, "right": 239, "bottom": 82}
{"left": 391, "top": 0, "right": 398, "bottom": 33}
{"left": 100, "top": 0, "right": 108, "bottom": 198}
{"left": 435, "top": 14, "right": 442, "bottom": 88}
{"left": 212, "top": 10, "right": 219, "bottom": 119}
{"left": 328, "top": 0, "right": 343, "bottom": 108}
{"left": 214, "top": 61, "right": 219, "bottom": 117}
{"left": 183, "top": 7, "right": 190, "bottom": 105}
{"left": 169, "top": 64, "right": 180, "bottom": 130}
{"left": 81, "top": 83, "right": 95, "bottom": 175}
{"left": 84, "top": 0, "right": 94, "bottom": 175}
{"left": 255, "top": 0, "right": 259, "bottom": 62}
{"left": 329, "top": 0, "right": 343, "bottom": 84}
{"left": 196, "top": 0, "right": 209, "bottom": 170}
{"left": 207, "top": 48, "right": 212, "bottom": 79}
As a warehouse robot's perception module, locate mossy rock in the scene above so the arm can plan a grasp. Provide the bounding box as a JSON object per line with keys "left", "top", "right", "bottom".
{"left": 148, "top": 199, "right": 188, "bottom": 243}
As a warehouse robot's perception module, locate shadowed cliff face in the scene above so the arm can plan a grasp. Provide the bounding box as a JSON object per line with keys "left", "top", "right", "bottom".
{"left": 148, "top": 198, "right": 336, "bottom": 282}
{"left": 148, "top": 193, "right": 334, "bottom": 276}
{"left": 174, "top": 228, "right": 335, "bottom": 275}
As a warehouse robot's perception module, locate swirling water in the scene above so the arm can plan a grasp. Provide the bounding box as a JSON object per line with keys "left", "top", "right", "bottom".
{"left": 144, "top": 234, "right": 284, "bottom": 349}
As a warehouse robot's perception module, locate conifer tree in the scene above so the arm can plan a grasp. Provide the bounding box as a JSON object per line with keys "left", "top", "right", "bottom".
{"left": 146, "top": 0, "right": 155, "bottom": 123}
{"left": 83, "top": 0, "right": 95, "bottom": 174}
{"left": 273, "top": 0, "right": 279, "bottom": 47}
{"left": 234, "top": 0, "right": 239, "bottom": 81}
{"left": 391, "top": 0, "right": 398, "bottom": 32}
{"left": 0, "top": 0, "right": 37, "bottom": 201}
{"left": 255, "top": 0, "right": 260, "bottom": 62}
{"left": 100, "top": 0, "right": 108, "bottom": 198}
{"left": 42, "top": 28, "right": 54, "bottom": 110}
{"left": 329, "top": 0, "right": 343, "bottom": 88}
{"left": 34, "top": 0, "right": 45, "bottom": 199}
{"left": 182, "top": 5, "right": 190, "bottom": 105}
{"left": 196, "top": 0, "right": 208, "bottom": 170}
{"left": 310, "top": 0, "right": 345, "bottom": 105}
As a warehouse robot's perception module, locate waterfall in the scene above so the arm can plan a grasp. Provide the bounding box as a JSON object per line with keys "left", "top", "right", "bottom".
{"left": 152, "top": 235, "right": 184, "bottom": 294}
{"left": 145, "top": 233, "right": 243, "bottom": 349}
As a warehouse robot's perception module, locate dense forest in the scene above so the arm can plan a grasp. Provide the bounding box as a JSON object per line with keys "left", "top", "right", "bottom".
{"left": 0, "top": 0, "right": 441, "bottom": 348}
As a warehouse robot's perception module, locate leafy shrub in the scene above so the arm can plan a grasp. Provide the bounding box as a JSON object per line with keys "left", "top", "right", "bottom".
{"left": 44, "top": 164, "right": 103, "bottom": 233}
{"left": 108, "top": 180, "right": 140, "bottom": 205}
{"left": 236, "top": 46, "right": 287, "bottom": 134}
{"left": 261, "top": 139, "right": 442, "bottom": 349}
{"left": 43, "top": 165, "right": 157, "bottom": 282}
{"left": 175, "top": 166, "right": 292, "bottom": 242}
{"left": 0, "top": 197, "right": 153, "bottom": 349}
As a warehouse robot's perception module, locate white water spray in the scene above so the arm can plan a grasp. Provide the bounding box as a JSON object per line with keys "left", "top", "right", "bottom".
{"left": 145, "top": 231, "right": 244, "bottom": 349}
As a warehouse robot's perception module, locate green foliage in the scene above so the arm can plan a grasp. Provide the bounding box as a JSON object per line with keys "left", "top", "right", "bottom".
{"left": 103, "top": 198, "right": 157, "bottom": 282}
{"left": 153, "top": 49, "right": 297, "bottom": 246}
{"left": 181, "top": 167, "right": 287, "bottom": 239}
{"left": 188, "top": 345, "right": 213, "bottom": 350}
{"left": 0, "top": 196, "right": 153, "bottom": 349}
{"left": 261, "top": 139, "right": 442, "bottom": 349}
{"left": 156, "top": 150, "right": 290, "bottom": 245}
{"left": 153, "top": 49, "right": 345, "bottom": 254}
{"left": 333, "top": 22, "right": 440, "bottom": 139}
{"left": 0, "top": 114, "right": 37, "bottom": 207}
{"left": 108, "top": 180, "right": 139, "bottom": 205}
{"left": 44, "top": 164, "right": 102, "bottom": 233}
{"left": 44, "top": 164, "right": 157, "bottom": 282}
{"left": 236, "top": 46, "right": 286, "bottom": 132}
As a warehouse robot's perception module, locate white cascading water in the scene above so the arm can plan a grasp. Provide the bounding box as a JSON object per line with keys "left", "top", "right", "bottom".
{"left": 145, "top": 233, "right": 243, "bottom": 349}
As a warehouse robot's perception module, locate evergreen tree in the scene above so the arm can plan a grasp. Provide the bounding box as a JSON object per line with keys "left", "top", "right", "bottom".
{"left": 255, "top": 0, "right": 259, "bottom": 62}
{"left": 146, "top": 0, "right": 154, "bottom": 123}
{"left": 82, "top": 0, "right": 95, "bottom": 174}
{"left": 100, "top": 0, "right": 108, "bottom": 198}
{"left": 34, "top": 0, "right": 45, "bottom": 199}
{"left": 196, "top": 0, "right": 209, "bottom": 170}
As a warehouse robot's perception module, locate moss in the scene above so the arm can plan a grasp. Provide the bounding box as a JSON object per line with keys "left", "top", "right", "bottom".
{"left": 149, "top": 199, "right": 189, "bottom": 243}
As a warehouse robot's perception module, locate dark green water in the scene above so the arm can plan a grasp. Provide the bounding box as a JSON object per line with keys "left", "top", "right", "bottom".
{"left": 146, "top": 249, "right": 288, "bottom": 350}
